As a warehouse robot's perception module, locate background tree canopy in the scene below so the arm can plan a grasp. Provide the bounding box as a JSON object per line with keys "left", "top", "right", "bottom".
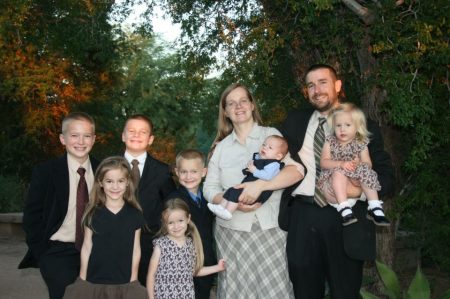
{"left": 0, "top": 0, "right": 449, "bottom": 293}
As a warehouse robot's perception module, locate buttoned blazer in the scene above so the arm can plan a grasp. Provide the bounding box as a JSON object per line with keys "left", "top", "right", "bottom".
{"left": 19, "top": 154, "right": 99, "bottom": 268}
{"left": 135, "top": 154, "right": 176, "bottom": 233}
{"left": 280, "top": 108, "right": 394, "bottom": 261}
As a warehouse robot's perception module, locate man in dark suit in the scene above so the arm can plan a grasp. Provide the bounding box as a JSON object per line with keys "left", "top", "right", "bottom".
{"left": 19, "top": 112, "right": 99, "bottom": 299}
{"left": 121, "top": 114, "right": 176, "bottom": 285}
{"left": 280, "top": 64, "right": 395, "bottom": 298}
{"left": 168, "top": 149, "right": 216, "bottom": 299}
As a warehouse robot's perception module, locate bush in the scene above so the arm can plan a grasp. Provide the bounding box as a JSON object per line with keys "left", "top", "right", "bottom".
{"left": 0, "top": 175, "right": 26, "bottom": 213}
{"left": 394, "top": 146, "right": 450, "bottom": 273}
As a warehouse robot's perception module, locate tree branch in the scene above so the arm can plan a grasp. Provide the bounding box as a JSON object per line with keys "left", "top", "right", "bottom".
{"left": 341, "top": 0, "right": 375, "bottom": 25}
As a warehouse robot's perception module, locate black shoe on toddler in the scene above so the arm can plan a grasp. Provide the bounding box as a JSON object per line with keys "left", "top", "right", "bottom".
{"left": 367, "top": 207, "right": 390, "bottom": 226}
{"left": 340, "top": 207, "right": 358, "bottom": 226}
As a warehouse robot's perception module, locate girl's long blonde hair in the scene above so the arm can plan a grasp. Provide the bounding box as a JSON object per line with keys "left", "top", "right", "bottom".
{"left": 208, "top": 83, "right": 263, "bottom": 160}
{"left": 82, "top": 156, "right": 142, "bottom": 229}
{"left": 328, "top": 103, "right": 371, "bottom": 142}
{"left": 156, "top": 198, "right": 204, "bottom": 274}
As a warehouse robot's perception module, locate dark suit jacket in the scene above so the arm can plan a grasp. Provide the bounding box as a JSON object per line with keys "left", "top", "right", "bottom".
{"left": 280, "top": 108, "right": 394, "bottom": 261}
{"left": 167, "top": 186, "right": 216, "bottom": 266}
{"left": 19, "top": 154, "right": 99, "bottom": 269}
{"left": 135, "top": 154, "right": 176, "bottom": 258}
{"left": 136, "top": 154, "right": 176, "bottom": 232}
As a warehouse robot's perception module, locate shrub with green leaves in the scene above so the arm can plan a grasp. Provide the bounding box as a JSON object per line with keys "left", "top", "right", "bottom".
{"left": 361, "top": 261, "right": 450, "bottom": 299}
{"left": 0, "top": 175, "right": 25, "bottom": 213}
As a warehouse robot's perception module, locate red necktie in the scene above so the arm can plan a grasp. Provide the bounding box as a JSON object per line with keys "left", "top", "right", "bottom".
{"left": 75, "top": 167, "right": 88, "bottom": 251}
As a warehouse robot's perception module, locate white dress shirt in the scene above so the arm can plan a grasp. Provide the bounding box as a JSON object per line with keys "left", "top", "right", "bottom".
{"left": 124, "top": 151, "right": 147, "bottom": 176}
{"left": 50, "top": 154, "right": 94, "bottom": 242}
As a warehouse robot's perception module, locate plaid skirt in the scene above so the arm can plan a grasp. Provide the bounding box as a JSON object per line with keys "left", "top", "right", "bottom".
{"left": 215, "top": 222, "right": 294, "bottom": 299}
{"left": 63, "top": 278, "right": 148, "bottom": 299}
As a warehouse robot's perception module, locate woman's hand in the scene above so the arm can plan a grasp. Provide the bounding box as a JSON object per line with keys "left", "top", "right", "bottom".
{"left": 237, "top": 202, "right": 262, "bottom": 212}
{"left": 235, "top": 180, "right": 266, "bottom": 204}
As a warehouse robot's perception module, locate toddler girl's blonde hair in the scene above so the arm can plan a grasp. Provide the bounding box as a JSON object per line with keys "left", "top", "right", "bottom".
{"left": 328, "top": 103, "right": 371, "bottom": 142}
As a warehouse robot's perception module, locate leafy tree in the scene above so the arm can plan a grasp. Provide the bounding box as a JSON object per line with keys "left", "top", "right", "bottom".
{"left": 0, "top": 0, "right": 126, "bottom": 178}
{"left": 81, "top": 34, "right": 223, "bottom": 163}
{"left": 156, "top": 0, "right": 450, "bottom": 288}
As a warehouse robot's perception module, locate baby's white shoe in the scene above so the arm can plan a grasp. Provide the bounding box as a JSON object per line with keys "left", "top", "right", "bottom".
{"left": 207, "top": 203, "right": 232, "bottom": 220}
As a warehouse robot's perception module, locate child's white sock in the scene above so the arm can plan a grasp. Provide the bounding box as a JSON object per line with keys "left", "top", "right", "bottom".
{"left": 337, "top": 201, "right": 352, "bottom": 217}
{"left": 367, "top": 199, "right": 385, "bottom": 216}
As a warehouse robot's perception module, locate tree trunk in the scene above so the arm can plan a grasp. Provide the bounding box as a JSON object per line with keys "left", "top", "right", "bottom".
{"left": 357, "top": 27, "right": 398, "bottom": 296}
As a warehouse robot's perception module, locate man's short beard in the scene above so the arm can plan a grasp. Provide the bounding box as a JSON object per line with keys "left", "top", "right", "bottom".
{"left": 314, "top": 101, "right": 334, "bottom": 113}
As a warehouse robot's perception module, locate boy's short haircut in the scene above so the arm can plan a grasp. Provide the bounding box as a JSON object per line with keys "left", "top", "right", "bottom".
{"left": 124, "top": 114, "right": 154, "bottom": 134}
{"left": 61, "top": 112, "right": 95, "bottom": 134}
{"left": 175, "top": 149, "right": 206, "bottom": 168}
{"left": 267, "top": 135, "right": 288, "bottom": 157}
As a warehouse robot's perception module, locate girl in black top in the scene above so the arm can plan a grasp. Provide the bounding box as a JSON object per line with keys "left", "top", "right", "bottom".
{"left": 63, "top": 156, "right": 147, "bottom": 299}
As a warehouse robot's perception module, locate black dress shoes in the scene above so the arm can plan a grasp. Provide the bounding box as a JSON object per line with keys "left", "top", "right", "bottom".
{"left": 340, "top": 207, "right": 358, "bottom": 226}
{"left": 367, "top": 207, "right": 390, "bottom": 226}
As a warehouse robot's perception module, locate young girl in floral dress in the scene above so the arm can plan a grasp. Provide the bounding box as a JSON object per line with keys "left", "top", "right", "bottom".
{"left": 146, "top": 198, "right": 225, "bottom": 299}
{"left": 318, "top": 103, "right": 390, "bottom": 227}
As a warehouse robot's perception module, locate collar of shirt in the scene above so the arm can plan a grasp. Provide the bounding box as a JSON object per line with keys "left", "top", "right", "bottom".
{"left": 230, "top": 123, "right": 264, "bottom": 143}
{"left": 124, "top": 151, "right": 147, "bottom": 176}
{"left": 187, "top": 189, "right": 202, "bottom": 203}
{"left": 124, "top": 151, "right": 147, "bottom": 166}
{"left": 67, "top": 153, "right": 92, "bottom": 175}
{"left": 312, "top": 110, "right": 330, "bottom": 135}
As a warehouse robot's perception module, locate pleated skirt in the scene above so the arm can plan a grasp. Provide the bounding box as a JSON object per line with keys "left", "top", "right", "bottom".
{"left": 63, "top": 278, "right": 148, "bottom": 299}
{"left": 215, "top": 222, "right": 294, "bottom": 299}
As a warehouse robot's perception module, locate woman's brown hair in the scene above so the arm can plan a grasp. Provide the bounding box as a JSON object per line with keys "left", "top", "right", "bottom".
{"left": 208, "top": 83, "right": 263, "bottom": 160}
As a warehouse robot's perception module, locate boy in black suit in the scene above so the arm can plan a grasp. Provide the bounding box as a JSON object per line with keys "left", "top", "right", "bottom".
{"left": 167, "top": 149, "right": 216, "bottom": 299}
{"left": 121, "top": 114, "right": 176, "bottom": 285}
{"left": 20, "top": 112, "right": 99, "bottom": 299}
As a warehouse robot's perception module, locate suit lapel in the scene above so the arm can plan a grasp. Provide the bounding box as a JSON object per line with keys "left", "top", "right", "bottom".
{"left": 53, "top": 155, "right": 70, "bottom": 214}
{"left": 298, "top": 109, "right": 315, "bottom": 152}
{"left": 139, "top": 155, "right": 156, "bottom": 192}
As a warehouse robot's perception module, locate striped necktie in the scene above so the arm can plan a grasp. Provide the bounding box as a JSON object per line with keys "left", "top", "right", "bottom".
{"left": 313, "top": 117, "right": 327, "bottom": 207}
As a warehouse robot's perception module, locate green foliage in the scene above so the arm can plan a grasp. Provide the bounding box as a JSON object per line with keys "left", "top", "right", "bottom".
{"left": 370, "top": 0, "right": 450, "bottom": 172}
{"left": 0, "top": 0, "right": 153, "bottom": 179}
{"left": 361, "top": 261, "right": 442, "bottom": 299}
{"left": 394, "top": 146, "right": 450, "bottom": 272}
{"left": 376, "top": 261, "right": 402, "bottom": 299}
{"left": 158, "top": 0, "right": 450, "bottom": 275}
{"left": 0, "top": 0, "right": 121, "bottom": 177}
{"left": 440, "top": 290, "right": 450, "bottom": 299}
{"left": 0, "top": 175, "right": 25, "bottom": 213}
{"left": 158, "top": 0, "right": 304, "bottom": 122}
{"left": 407, "top": 267, "right": 430, "bottom": 299}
